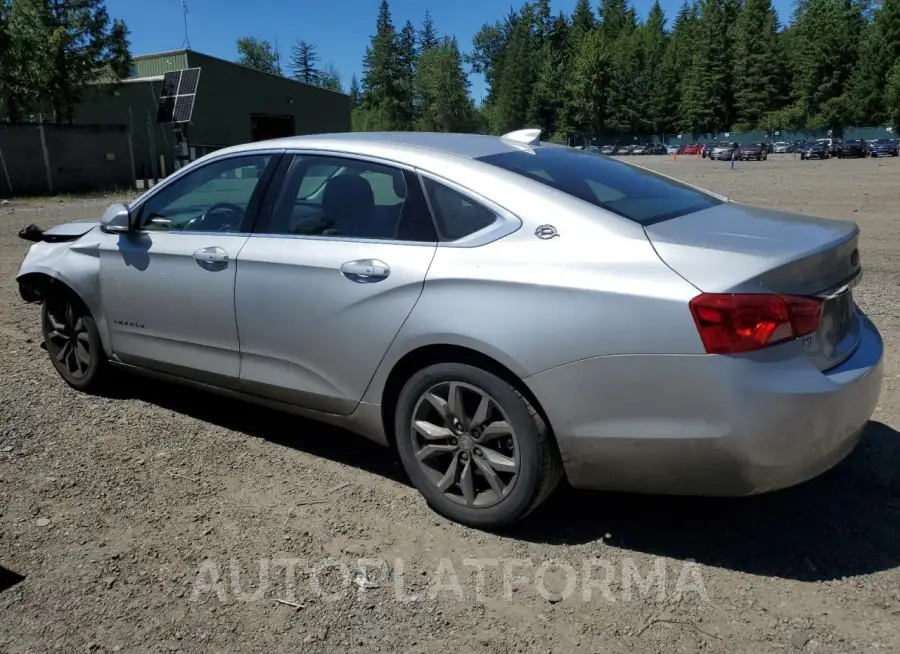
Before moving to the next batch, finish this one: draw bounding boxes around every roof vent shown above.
[501,128,542,145]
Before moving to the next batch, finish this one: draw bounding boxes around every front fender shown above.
[17,237,111,356]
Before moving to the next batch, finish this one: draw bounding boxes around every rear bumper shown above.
[525,313,883,496]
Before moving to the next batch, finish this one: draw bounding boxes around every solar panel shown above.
[173,95,195,123]
[160,71,181,97]
[177,68,201,95]
[155,96,176,123]
[155,67,201,124]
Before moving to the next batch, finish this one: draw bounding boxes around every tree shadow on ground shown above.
[108,376,899,582]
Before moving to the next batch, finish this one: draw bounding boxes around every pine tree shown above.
[419,9,439,50]
[348,74,361,108]
[416,36,476,132]
[642,1,676,135]
[567,30,611,140]
[732,0,785,128]
[886,58,900,128]
[397,19,417,128]
[289,40,320,85]
[569,0,597,43]
[361,0,403,128]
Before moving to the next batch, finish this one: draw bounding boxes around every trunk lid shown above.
[645,203,862,370]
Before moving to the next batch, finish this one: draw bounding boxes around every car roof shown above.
[219,131,541,163]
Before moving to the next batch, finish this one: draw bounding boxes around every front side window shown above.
[477,146,721,226]
[138,155,272,232]
[265,156,436,241]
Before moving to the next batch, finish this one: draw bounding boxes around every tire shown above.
[41,292,109,392]
[394,362,563,529]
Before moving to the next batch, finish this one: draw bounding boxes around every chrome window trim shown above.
[127,149,286,235]
[415,169,522,248]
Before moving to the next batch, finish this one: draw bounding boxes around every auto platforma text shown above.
[190,556,710,604]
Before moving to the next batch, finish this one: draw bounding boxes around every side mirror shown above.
[100,203,135,234]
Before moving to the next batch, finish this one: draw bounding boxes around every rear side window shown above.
[422,178,497,241]
[477,147,721,226]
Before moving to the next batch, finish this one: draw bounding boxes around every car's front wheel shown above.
[394,363,563,529]
[41,293,108,392]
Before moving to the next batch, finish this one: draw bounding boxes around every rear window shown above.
[476,147,722,226]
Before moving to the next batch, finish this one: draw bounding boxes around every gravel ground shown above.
[2,155,900,653]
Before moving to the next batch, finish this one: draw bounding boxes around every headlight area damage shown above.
[18,220,100,243]
[16,220,103,304]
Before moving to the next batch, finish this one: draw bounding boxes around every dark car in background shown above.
[837,139,867,158]
[738,142,768,161]
[799,141,830,160]
[869,139,899,157]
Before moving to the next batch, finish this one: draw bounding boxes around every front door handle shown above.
[340,259,390,283]
[193,246,229,266]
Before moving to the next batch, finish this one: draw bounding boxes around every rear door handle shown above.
[340,259,390,283]
[193,246,229,265]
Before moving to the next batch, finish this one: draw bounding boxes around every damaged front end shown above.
[18,220,101,244]
[16,219,103,303]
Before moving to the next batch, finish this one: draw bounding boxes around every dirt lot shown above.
[1,155,899,653]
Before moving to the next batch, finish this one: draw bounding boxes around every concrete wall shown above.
[0,124,134,196]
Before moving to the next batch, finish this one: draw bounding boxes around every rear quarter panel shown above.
[361,179,705,404]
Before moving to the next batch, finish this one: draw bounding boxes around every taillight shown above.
[688,293,823,355]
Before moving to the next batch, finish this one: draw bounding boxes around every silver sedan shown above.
[16,129,883,529]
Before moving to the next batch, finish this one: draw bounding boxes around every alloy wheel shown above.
[410,381,520,508]
[45,300,92,380]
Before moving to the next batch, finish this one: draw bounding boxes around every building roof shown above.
[129,49,348,97]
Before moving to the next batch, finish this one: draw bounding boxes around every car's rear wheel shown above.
[394,363,562,529]
[41,293,108,392]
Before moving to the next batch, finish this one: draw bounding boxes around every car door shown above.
[234,154,439,415]
[98,151,281,382]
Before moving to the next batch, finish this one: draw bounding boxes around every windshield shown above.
[875,139,893,145]
[476,146,722,226]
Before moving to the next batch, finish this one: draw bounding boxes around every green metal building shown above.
[75,49,351,180]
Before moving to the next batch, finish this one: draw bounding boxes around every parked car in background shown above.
[15,128,882,529]
[762,142,774,154]
[666,145,679,154]
[632,144,648,155]
[800,141,830,160]
[710,142,740,160]
[600,145,616,155]
[738,143,768,161]
[773,141,791,153]
[869,139,899,157]
[837,140,867,158]
[681,143,702,155]
[616,145,634,155]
